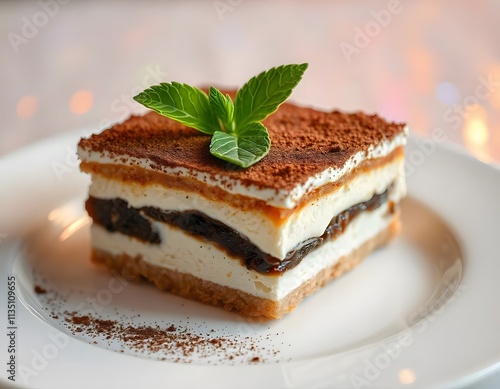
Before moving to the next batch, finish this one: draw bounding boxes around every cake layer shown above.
[85,157,405,259]
[91,215,399,319]
[90,201,397,301]
[77,105,407,209]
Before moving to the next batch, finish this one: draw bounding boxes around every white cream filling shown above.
[91,202,393,301]
[78,129,407,209]
[88,158,405,259]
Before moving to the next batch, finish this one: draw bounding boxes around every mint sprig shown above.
[133,82,219,135]
[133,63,308,168]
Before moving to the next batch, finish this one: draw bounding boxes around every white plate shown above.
[0,131,499,389]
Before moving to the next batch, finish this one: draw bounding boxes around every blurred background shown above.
[1,0,500,167]
[1,1,499,387]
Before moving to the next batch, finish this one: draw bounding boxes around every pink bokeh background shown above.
[1,0,499,167]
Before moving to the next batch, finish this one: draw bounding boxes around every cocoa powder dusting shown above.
[33,277,285,365]
[78,99,406,191]
[63,311,277,363]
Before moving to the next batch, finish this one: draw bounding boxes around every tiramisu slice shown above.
[78,103,407,319]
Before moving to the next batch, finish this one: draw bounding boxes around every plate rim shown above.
[1,130,499,389]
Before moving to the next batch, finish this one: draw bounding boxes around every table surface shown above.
[1,1,499,388]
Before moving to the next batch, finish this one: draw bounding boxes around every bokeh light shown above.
[16,95,39,118]
[436,82,459,106]
[399,368,416,385]
[69,90,94,115]
[463,104,491,161]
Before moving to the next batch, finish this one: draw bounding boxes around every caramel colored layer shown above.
[80,146,403,224]
[90,215,399,319]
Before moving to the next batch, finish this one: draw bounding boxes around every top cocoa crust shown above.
[78,101,405,191]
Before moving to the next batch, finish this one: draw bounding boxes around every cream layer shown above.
[78,130,407,209]
[88,158,405,259]
[90,202,394,301]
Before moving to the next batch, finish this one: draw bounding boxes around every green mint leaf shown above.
[209,122,271,168]
[133,82,218,134]
[209,87,234,132]
[233,63,308,129]
[134,63,308,168]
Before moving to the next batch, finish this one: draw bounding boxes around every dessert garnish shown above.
[133,63,308,168]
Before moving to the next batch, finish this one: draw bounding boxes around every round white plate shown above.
[0,131,499,389]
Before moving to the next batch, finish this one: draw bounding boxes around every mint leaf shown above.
[233,63,308,129]
[133,82,218,134]
[209,87,234,133]
[209,122,270,168]
[133,63,308,168]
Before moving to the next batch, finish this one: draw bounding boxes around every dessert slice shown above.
[77,102,407,319]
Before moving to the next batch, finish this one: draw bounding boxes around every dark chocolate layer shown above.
[86,187,392,274]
